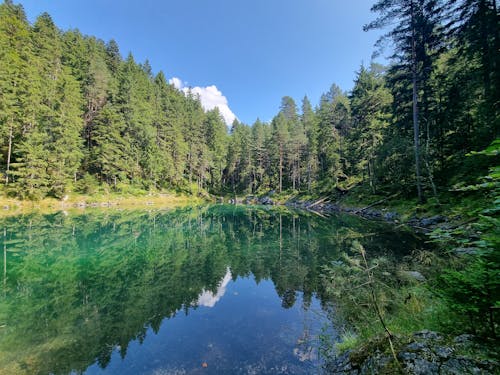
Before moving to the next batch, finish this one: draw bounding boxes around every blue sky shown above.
[18,0,385,125]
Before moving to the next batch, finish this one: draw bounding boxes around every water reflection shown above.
[197,268,232,308]
[0,205,421,374]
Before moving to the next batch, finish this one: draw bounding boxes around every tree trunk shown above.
[307,161,312,192]
[279,146,283,193]
[368,160,376,194]
[411,0,424,203]
[5,125,13,185]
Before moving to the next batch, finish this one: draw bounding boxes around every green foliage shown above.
[321,239,452,353]
[0,1,497,204]
[434,140,500,336]
[75,173,99,195]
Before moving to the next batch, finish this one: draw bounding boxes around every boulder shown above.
[420,215,446,226]
[259,196,274,205]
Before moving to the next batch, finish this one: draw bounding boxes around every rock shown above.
[259,196,274,205]
[413,330,442,341]
[325,331,498,375]
[398,351,417,361]
[404,358,439,374]
[324,352,359,374]
[434,346,454,359]
[360,354,391,374]
[420,215,446,226]
[439,357,497,375]
[453,334,475,344]
[383,212,399,221]
[361,209,382,218]
[244,195,256,204]
[405,342,428,352]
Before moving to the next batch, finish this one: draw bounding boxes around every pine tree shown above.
[10,128,49,199]
[204,108,228,191]
[270,113,289,193]
[91,105,132,186]
[316,85,350,190]
[0,1,37,185]
[250,119,270,192]
[301,96,318,192]
[365,0,445,202]
[349,64,392,193]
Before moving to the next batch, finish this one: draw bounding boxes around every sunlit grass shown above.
[0,192,203,217]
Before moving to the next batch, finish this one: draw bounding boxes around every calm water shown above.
[0,205,422,374]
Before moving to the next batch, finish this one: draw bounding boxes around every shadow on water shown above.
[0,205,423,374]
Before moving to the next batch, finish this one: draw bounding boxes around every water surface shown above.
[0,205,421,374]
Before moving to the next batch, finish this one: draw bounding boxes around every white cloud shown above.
[196,268,232,308]
[169,76,237,126]
[168,76,184,89]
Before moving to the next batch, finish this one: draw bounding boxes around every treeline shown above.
[0,0,498,200]
[0,0,228,199]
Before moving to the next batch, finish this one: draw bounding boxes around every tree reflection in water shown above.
[0,205,422,374]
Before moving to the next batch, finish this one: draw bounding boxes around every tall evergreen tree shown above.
[270,113,290,193]
[204,108,228,191]
[0,1,36,185]
[366,0,445,202]
[301,96,318,192]
[349,64,392,193]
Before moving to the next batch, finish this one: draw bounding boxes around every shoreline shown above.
[0,193,203,217]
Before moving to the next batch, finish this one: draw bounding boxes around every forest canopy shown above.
[0,0,498,200]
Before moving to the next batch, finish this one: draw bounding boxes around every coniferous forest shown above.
[0,1,499,372]
[0,0,497,201]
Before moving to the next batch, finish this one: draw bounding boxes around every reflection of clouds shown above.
[197,268,232,308]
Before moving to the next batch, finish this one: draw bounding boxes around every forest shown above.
[0,0,497,202]
[0,1,499,372]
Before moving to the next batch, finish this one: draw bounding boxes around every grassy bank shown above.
[0,191,204,217]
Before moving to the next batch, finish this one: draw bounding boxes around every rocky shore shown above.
[325,330,498,374]
[284,198,452,230]
[232,193,450,231]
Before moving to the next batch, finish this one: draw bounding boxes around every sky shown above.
[18,0,386,125]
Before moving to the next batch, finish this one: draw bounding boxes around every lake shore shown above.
[0,192,203,217]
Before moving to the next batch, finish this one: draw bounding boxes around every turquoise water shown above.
[0,205,422,374]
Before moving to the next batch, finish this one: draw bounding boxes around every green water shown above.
[0,205,422,374]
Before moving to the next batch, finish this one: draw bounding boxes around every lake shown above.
[0,205,422,374]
